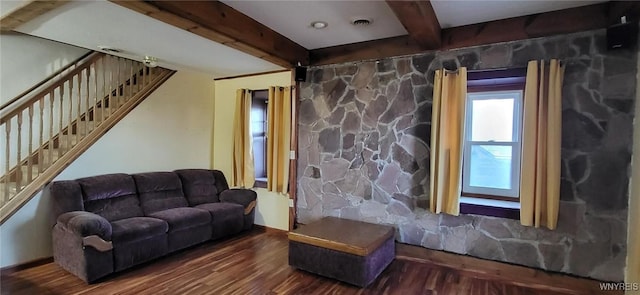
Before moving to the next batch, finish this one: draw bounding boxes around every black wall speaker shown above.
[607,22,638,50]
[295,66,307,82]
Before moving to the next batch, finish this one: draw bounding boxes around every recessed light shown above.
[310,21,328,29]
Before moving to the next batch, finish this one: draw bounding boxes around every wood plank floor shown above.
[1,228,612,295]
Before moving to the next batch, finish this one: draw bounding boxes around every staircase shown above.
[0,52,175,223]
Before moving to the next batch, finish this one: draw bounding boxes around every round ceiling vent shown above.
[351,18,372,26]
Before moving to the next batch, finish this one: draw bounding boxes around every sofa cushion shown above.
[111,217,168,244]
[174,169,221,206]
[147,207,211,231]
[195,202,244,218]
[195,202,244,239]
[220,189,257,207]
[77,174,143,221]
[133,172,188,214]
[50,180,85,224]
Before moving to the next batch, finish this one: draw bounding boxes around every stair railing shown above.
[0,52,164,215]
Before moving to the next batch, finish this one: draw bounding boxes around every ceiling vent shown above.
[97,46,121,53]
[351,18,372,26]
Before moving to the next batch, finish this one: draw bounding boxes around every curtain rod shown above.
[443,66,528,74]
[247,86,296,92]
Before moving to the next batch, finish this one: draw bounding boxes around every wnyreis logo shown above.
[600,282,639,291]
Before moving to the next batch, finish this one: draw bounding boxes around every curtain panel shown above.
[520,59,564,229]
[232,89,255,188]
[267,86,292,194]
[430,68,467,216]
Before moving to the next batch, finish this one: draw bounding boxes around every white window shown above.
[462,90,523,199]
[251,90,268,186]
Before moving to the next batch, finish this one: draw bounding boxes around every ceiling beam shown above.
[608,1,640,25]
[310,35,423,66]
[310,2,613,66]
[110,1,309,68]
[385,0,441,49]
[0,0,70,32]
[440,2,608,50]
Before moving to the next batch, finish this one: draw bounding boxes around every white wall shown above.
[0,70,215,267]
[0,33,89,105]
[213,72,292,231]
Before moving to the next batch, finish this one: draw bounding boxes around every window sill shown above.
[254,178,267,189]
[460,196,520,220]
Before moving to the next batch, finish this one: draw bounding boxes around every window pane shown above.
[469,145,512,190]
[471,98,514,141]
[253,136,266,178]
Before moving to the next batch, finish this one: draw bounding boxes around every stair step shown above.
[68,121,96,136]
[39,148,62,167]
[0,182,19,200]
[89,96,131,122]
[13,165,42,183]
[54,134,79,150]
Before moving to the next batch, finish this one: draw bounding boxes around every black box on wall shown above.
[607,21,638,50]
[295,66,307,82]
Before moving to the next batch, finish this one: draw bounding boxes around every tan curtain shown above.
[266,86,292,194]
[430,68,467,216]
[520,60,564,229]
[232,89,255,188]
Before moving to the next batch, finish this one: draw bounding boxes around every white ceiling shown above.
[4,0,608,78]
[222,0,408,49]
[430,0,606,28]
[224,0,606,49]
[10,0,283,78]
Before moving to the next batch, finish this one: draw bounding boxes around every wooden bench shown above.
[288,217,395,287]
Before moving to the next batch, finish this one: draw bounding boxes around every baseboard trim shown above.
[254,224,288,234]
[0,257,53,275]
[395,243,613,295]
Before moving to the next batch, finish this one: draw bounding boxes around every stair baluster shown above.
[27,105,33,183]
[48,90,54,167]
[0,52,175,223]
[38,97,44,174]
[4,120,11,203]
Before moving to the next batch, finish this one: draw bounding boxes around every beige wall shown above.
[0,70,215,267]
[213,71,292,231]
[627,37,640,294]
[0,33,89,105]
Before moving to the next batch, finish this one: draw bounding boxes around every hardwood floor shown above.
[1,228,612,295]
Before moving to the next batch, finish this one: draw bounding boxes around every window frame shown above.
[459,68,527,218]
[462,89,523,199]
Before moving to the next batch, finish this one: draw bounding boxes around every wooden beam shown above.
[607,1,640,25]
[310,35,423,66]
[310,3,612,66]
[110,1,308,68]
[441,2,608,50]
[386,0,441,49]
[0,0,70,32]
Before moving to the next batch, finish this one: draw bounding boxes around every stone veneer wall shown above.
[296,28,637,282]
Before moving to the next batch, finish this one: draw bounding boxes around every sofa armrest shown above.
[220,189,257,215]
[57,211,112,240]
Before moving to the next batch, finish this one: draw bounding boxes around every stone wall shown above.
[296,28,638,282]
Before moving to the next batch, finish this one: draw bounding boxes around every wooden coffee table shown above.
[288,217,395,287]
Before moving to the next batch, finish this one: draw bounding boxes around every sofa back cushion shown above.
[175,169,229,206]
[77,174,143,222]
[133,172,188,214]
[50,180,85,224]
